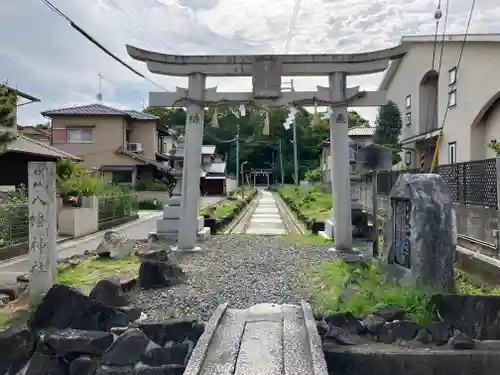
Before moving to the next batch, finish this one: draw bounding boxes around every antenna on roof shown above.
[96,73,103,102]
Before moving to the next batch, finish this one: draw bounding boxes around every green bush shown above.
[138,199,162,210]
[278,185,331,220]
[98,194,138,223]
[0,186,29,249]
[135,179,172,192]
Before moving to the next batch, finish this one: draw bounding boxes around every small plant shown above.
[487,139,500,156]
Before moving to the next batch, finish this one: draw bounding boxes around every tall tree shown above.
[0,85,17,151]
[145,105,328,183]
[348,110,369,128]
[373,100,403,164]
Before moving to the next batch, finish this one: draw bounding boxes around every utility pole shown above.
[236,124,240,186]
[290,79,299,185]
[97,73,103,102]
[283,79,299,185]
[279,138,284,185]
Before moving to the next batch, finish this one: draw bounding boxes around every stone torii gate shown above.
[127,44,408,251]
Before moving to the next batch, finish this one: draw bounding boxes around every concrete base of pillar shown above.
[148,226,211,241]
[156,215,204,234]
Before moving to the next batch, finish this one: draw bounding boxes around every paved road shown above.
[0,211,162,285]
[0,196,228,285]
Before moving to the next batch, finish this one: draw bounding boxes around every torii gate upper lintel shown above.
[126,43,408,252]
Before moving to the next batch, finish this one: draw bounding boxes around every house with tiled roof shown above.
[40,103,174,185]
[319,126,376,186]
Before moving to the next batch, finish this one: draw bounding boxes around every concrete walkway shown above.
[245,191,286,235]
[0,210,162,285]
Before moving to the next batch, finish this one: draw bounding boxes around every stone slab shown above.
[380,173,456,293]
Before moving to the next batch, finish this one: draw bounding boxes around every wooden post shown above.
[28,162,57,302]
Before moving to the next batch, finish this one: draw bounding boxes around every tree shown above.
[348,110,369,128]
[0,85,17,151]
[145,105,328,183]
[373,101,403,164]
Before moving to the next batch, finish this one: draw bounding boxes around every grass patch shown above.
[0,255,140,327]
[278,184,331,221]
[57,255,140,294]
[280,234,332,246]
[302,260,500,325]
[199,199,242,219]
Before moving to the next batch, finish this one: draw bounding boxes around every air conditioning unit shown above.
[126,142,143,152]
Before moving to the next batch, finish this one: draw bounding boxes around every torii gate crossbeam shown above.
[126,44,407,251]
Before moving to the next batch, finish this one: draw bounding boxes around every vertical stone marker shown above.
[380,173,456,293]
[28,161,57,301]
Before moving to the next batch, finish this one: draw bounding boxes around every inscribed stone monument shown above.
[380,173,456,293]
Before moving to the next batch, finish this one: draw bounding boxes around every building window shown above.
[405,112,411,126]
[448,67,457,85]
[448,90,456,108]
[405,95,411,108]
[448,142,456,164]
[112,170,133,184]
[404,151,412,166]
[67,127,92,143]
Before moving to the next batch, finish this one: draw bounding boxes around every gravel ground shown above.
[132,234,360,322]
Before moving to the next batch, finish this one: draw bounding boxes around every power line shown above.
[430,0,476,172]
[284,0,302,54]
[40,0,169,91]
[105,0,175,52]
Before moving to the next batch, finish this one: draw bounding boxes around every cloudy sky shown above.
[2,0,497,126]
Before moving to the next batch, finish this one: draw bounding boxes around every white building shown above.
[379,34,500,169]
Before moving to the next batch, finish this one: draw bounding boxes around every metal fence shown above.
[98,194,138,224]
[0,203,29,250]
[363,158,498,207]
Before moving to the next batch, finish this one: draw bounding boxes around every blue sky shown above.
[2,0,497,126]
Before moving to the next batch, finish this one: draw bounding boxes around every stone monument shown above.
[28,162,57,302]
[379,173,456,293]
[151,136,210,244]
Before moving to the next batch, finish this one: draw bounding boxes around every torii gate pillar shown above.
[174,73,206,252]
[328,73,351,250]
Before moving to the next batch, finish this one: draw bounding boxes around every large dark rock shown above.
[374,307,406,322]
[30,284,127,331]
[0,324,37,375]
[423,321,452,345]
[429,294,500,340]
[361,315,386,334]
[101,328,150,366]
[141,341,193,366]
[89,277,129,307]
[25,353,69,375]
[379,320,419,343]
[449,330,475,349]
[0,281,26,301]
[324,326,364,345]
[117,306,143,322]
[138,317,197,346]
[139,260,186,290]
[69,355,99,375]
[325,312,364,334]
[44,329,114,356]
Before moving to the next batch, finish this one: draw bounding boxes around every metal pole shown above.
[279,138,284,185]
[236,124,240,186]
[290,79,299,185]
[372,171,379,257]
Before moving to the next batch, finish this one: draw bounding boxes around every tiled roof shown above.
[7,135,81,160]
[348,126,376,136]
[41,104,159,120]
[202,145,216,155]
[206,161,226,174]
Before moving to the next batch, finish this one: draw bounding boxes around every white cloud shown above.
[1,0,497,126]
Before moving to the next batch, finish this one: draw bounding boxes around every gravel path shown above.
[132,234,342,322]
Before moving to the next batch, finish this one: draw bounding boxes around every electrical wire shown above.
[430,0,476,172]
[40,0,169,92]
[105,0,175,53]
[284,0,302,54]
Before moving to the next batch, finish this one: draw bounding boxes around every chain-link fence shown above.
[98,194,138,224]
[0,202,29,251]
